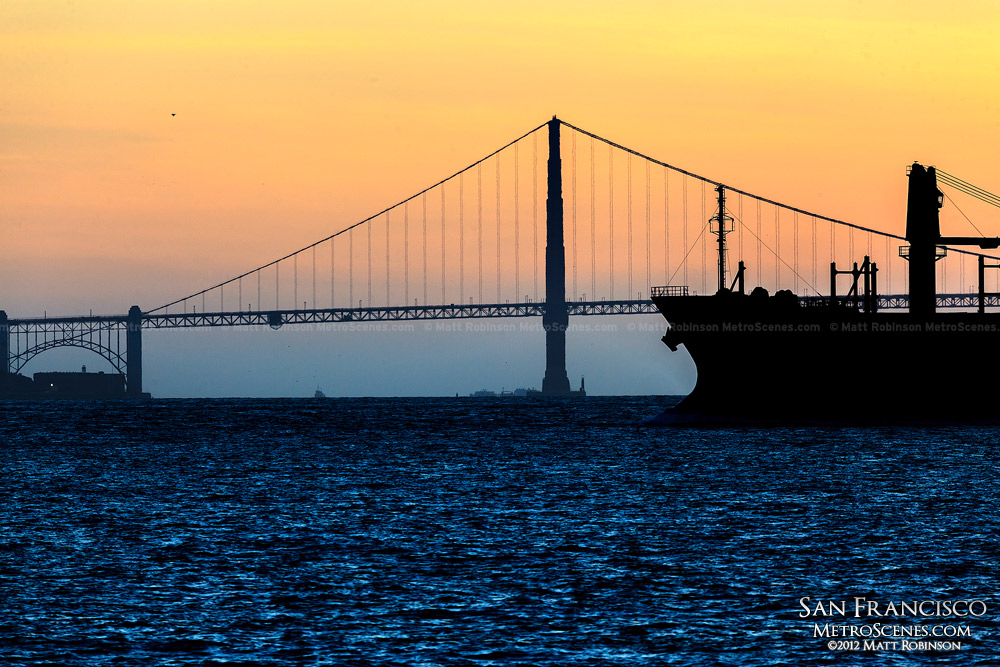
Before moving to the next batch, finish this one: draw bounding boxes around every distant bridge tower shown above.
[1,310,8,376]
[541,116,572,395]
[126,305,143,397]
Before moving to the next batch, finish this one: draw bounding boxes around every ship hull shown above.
[652,292,1000,421]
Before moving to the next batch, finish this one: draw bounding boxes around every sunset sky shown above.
[4,1,1000,396]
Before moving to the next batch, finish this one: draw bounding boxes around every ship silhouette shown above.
[648,164,1000,424]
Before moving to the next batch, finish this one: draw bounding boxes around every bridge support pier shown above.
[126,305,143,397]
[541,117,573,396]
[0,310,8,376]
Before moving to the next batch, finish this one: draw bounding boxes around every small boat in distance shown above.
[469,387,538,397]
[314,386,326,398]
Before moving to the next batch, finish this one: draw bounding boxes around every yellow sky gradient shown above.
[4,0,1000,315]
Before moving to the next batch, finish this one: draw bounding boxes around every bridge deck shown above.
[139,300,661,329]
[8,294,1000,329]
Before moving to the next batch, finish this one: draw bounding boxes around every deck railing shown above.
[650,286,690,297]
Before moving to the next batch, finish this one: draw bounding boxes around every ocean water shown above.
[2,396,999,666]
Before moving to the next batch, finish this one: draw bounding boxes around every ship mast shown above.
[710,185,733,293]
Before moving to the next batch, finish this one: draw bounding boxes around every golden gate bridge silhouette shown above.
[5,117,1000,396]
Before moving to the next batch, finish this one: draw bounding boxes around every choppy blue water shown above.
[2,397,999,665]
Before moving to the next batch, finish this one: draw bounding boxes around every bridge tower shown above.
[541,117,573,395]
[126,305,143,396]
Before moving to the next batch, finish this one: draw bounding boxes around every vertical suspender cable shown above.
[645,159,650,296]
[533,132,538,301]
[330,239,335,308]
[515,143,520,299]
[774,207,780,290]
[572,131,578,301]
[957,244,963,293]
[404,203,409,306]
[664,168,669,284]
[812,216,817,291]
[294,254,298,310]
[609,145,614,298]
[386,211,390,306]
[683,177,689,287]
[701,181,706,294]
[349,229,354,307]
[496,155,501,302]
[737,194,743,271]
[459,174,465,303]
[885,234,890,293]
[478,164,483,303]
[793,211,799,293]
[312,246,316,309]
[422,193,428,305]
[590,137,597,301]
[831,218,836,269]
[627,154,633,299]
[441,185,446,304]
[756,200,762,287]
[368,216,372,307]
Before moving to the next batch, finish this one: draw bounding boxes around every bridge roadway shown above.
[7,294,1000,329]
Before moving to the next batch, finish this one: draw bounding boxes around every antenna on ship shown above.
[710,185,734,293]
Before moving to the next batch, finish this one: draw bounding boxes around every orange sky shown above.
[4,0,1000,316]
[4,0,1000,395]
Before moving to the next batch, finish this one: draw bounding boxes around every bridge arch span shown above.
[12,339,127,377]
